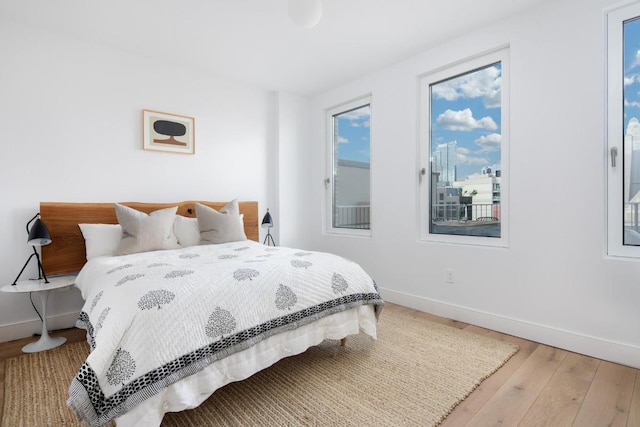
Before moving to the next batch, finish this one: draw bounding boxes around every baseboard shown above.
[0,311,81,343]
[380,287,640,370]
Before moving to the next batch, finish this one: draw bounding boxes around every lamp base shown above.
[22,288,63,353]
[23,335,66,353]
[263,231,276,246]
[12,247,48,285]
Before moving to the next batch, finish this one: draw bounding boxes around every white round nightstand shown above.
[1,275,76,353]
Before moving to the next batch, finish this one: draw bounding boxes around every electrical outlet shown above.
[446,268,455,284]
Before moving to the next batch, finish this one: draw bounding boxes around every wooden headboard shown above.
[40,201,259,276]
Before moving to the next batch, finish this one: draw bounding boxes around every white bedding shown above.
[117,305,377,426]
[67,241,383,426]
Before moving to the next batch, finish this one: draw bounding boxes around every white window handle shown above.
[611,147,618,167]
[419,167,426,182]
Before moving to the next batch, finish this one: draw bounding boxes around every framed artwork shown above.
[143,109,195,154]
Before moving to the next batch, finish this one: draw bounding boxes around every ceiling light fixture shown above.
[288,0,323,29]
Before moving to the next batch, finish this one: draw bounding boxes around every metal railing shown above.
[431,203,501,222]
[334,205,370,229]
[625,202,640,231]
[331,203,503,229]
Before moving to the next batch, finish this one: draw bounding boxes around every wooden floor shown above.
[0,303,638,426]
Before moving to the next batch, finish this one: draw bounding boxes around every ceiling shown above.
[2,0,552,96]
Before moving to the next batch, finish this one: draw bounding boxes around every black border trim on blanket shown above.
[76,312,96,350]
[68,291,384,427]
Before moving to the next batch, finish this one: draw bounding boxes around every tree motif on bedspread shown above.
[291,260,312,269]
[205,307,237,339]
[164,270,194,279]
[147,263,170,268]
[107,264,133,274]
[275,284,297,310]
[116,274,145,286]
[106,348,136,386]
[233,268,259,281]
[95,307,111,335]
[138,290,175,310]
[331,273,349,294]
[179,253,200,259]
[294,252,312,257]
[89,291,104,313]
[219,254,239,260]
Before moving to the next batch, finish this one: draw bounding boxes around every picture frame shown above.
[143,109,195,154]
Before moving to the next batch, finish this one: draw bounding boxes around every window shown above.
[419,48,509,246]
[326,96,372,235]
[607,2,640,257]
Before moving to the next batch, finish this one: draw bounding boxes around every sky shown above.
[624,17,640,131]
[333,62,502,181]
[335,105,371,164]
[430,62,502,181]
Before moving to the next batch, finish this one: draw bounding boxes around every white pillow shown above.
[174,214,245,247]
[174,216,200,247]
[78,223,123,260]
[114,204,181,255]
[196,200,247,244]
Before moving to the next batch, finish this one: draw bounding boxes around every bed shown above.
[40,201,383,427]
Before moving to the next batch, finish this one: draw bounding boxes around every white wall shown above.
[304,0,640,368]
[275,93,312,248]
[0,21,274,340]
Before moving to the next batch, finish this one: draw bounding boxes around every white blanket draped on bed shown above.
[67,241,383,426]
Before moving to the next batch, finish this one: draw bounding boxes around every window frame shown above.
[418,47,510,247]
[325,95,373,237]
[605,1,640,258]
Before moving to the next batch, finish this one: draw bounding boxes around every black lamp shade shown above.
[28,218,52,246]
[261,210,273,228]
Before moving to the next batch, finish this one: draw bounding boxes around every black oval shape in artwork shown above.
[153,120,186,137]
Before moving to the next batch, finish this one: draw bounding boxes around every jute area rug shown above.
[3,307,518,426]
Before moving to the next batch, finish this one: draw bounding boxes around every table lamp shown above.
[12,213,51,285]
[261,209,276,246]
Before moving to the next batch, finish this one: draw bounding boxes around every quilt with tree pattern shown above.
[67,241,383,426]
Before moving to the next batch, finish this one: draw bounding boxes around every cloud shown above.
[432,65,501,108]
[337,136,348,144]
[625,75,636,86]
[340,106,370,121]
[432,85,459,101]
[483,88,501,109]
[454,137,497,166]
[475,133,502,152]
[339,106,371,129]
[457,152,489,165]
[631,50,640,70]
[625,99,640,108]
[436,108,498,131]
[351,120,371,128]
